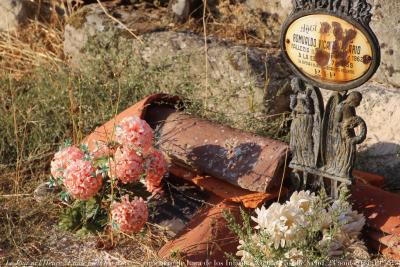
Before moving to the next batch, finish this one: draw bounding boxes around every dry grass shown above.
[0,1,290,264]
[0,0,88,79]
[0,19,65,80]
[0,193,172,264]
[0,7,171,263]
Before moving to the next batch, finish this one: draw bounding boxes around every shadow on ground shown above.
[357,142,400,191]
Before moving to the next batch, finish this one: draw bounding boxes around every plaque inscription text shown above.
[284,14,373,86]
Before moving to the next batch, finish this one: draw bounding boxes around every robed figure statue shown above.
[288,77,367,194]
[289,78,324,171]
[321,91,367,179]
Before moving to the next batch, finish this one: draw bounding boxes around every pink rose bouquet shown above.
[51,116,169,237]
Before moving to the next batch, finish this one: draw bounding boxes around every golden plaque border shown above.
[281,7,380,91]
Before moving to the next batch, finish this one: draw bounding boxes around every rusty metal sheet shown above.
[145,106,289,193]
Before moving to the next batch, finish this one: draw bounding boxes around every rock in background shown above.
[0,0,55,32]
[0,0,33,31]
[354,83,400,189]
[64,4,292,129]
[370,0,400,88]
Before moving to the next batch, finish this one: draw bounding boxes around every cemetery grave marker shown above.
[280,0,381,197]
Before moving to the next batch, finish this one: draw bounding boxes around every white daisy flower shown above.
[252,201,306,249]
[288,190,317,215]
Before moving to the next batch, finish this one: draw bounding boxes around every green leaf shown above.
[223,209,247,241]
[84,198,100,219]
[76,226,92,236]
[111,220,119,230]
[80,143,89,154]
[63,139,72,148]
[58,205,82,231]
[84,154,92,161]
[60,191,70,202]
[58,198,108,234]
[94,156,109,168]
[57,177,63,185]
[240,207,253,238]
[49,176,56,188]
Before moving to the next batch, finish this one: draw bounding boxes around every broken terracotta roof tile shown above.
[365,227,400,255]
[169,165,286,209]
[353,169,385,188]
[144,105,289,193]
[352,181,400,236]
[158,201,241,267]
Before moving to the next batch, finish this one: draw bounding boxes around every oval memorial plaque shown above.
[281,11,380,91]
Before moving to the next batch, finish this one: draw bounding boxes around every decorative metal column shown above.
[280,0,381,197]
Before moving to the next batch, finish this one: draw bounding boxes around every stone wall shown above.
[63,4,293,128]
[0,0,53,32]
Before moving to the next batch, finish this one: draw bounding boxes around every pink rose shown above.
[115,116,154,153]
[109,147,144,184]
[111,195,148,234]
[50,146,85,179]
[63,160,102,200]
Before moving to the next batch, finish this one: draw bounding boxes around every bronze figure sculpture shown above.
[289,78,315,169]
[289,78,367,196]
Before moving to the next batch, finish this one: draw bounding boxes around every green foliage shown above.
[94,156,110,175]
[59,197,108,234]
[60,191,71,202]
[64,139,73,148]
[223,208,247,242]
[169,249,181,259]
[49,176,63,188]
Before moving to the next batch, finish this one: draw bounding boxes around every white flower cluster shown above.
[251,190,318,249]
[319,199,366,257]
[237,190,367,266]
